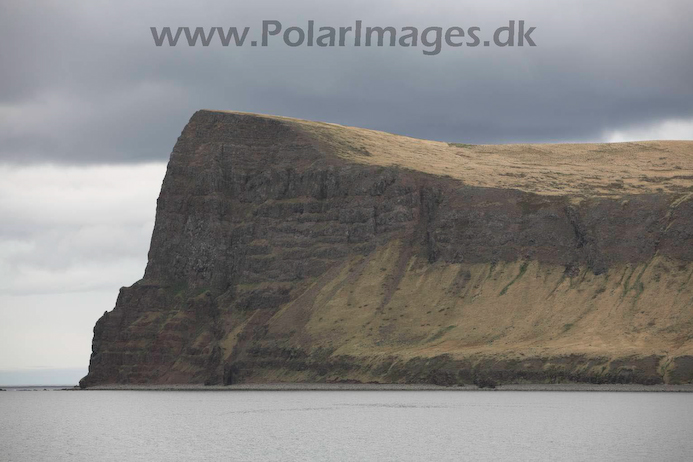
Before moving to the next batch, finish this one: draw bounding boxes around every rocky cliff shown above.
[81,110,693,387]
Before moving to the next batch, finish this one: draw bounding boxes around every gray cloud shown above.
[0,163,164,295]
[1,0,692,164]
[0,163,164,372]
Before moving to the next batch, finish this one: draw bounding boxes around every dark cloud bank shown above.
[1,0,692,164]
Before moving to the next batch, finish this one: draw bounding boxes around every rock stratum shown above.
[81,110,693,388]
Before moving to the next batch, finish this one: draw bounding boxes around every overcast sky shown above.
[1,0,692,385]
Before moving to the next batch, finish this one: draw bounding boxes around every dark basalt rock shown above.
[80,110,693,387]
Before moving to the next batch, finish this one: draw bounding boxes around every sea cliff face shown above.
[81,110,693,387]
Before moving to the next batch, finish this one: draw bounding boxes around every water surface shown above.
[1,390,692,461]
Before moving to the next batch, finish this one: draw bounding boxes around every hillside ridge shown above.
[204,109,693,197]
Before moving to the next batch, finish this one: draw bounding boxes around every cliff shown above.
[81,110,693,387]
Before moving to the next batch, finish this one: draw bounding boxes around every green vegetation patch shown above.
[499,261,529,296]
[427,325,457,343]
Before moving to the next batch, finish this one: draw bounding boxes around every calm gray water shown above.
[1,390,692,461]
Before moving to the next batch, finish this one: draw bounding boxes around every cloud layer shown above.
[0,163,165,372]
[0,163,165,295]
[1,0,692,165]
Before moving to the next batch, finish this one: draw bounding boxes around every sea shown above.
[1,389,692,461]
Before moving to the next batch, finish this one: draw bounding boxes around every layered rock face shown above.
[81,110,693,387]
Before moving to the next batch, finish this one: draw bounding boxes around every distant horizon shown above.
[0,367,86,387]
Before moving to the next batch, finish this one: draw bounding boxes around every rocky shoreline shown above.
[83,383,693,392]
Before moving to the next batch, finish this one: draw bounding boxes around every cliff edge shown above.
[81,110,693,387]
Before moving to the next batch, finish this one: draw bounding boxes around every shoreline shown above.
[82,383,693,392]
